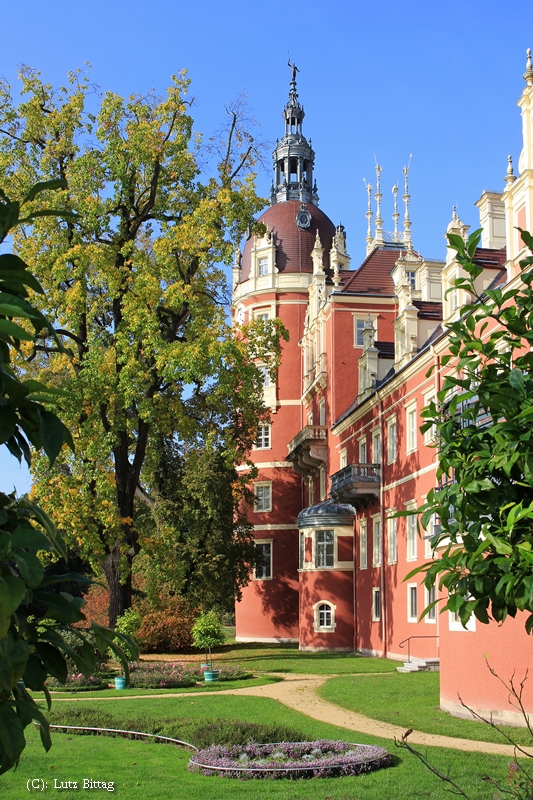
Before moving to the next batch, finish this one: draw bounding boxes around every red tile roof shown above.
[473,246,507,269]
[341,246,401,295]
[413,301,443,319]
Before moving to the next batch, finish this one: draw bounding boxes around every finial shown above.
[364,178,374,253]
[288,57,299,85]
[402,157,413,251]
[374,162,383,244]
[452,205,458,222]
[314,228,322,247]
[525,48,533,86]
[392,184,400,242]
[505,154,516,185]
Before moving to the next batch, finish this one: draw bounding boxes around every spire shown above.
[364,179,374,254]
[392,184,400,242]
[271,63,317,205]
[525,47,533,86]
[402,158,413,251]
[374,163,384,245]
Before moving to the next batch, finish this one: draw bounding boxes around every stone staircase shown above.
[396,657,440,674]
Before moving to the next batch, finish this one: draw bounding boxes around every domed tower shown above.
[233,66,338,644]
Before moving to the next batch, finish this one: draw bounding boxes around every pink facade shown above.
[233,56,533,722]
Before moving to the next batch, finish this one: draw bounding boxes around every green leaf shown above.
[39,409,72,463]
[22,179,68,205]
[0,574,26,638]
[0,701,25,773]
[22,654,48,692]
[34,642,67,684]
[13,551,44,588]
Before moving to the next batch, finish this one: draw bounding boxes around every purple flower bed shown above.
[47,674,108,691]
[188,739,391,779]
[128,662,201,688]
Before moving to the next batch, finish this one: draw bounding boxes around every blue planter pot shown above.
[204,670,220,683]
[115,676,126,690]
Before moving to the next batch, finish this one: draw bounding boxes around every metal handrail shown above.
[398,635,439,663]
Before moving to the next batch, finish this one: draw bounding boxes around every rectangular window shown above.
[406,404,417,453]
[425,585,436,622]
[387,514,397,564]
[359,520,368,570]
[307,411,314,426]
[372,430,381,464]
[423,393,437,443]
[359,438,367,465]
[258,257,268,276]
[406,270,416,290]
[424,513,436,558]
[340,449,348,469]
[407,514,417,560]
[408,583,418,622]
[319,467,327,501]
[254,483,272,512]
[319,398,326,427]
[256,311,269,322]
[372,587,381,621]
[354,318,366,347]
[372,516,382,567]
[387,418,397,463]
[255,425,271,449]
[315,530,334,568]
[259,366,270,387]
[255,541,272,579]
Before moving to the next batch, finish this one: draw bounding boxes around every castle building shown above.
[233,53,533,724]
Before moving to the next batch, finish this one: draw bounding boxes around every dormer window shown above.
[258,257,268,276]
[406,270,416,290]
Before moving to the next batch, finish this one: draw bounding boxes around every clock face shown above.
[296,204,311,229]
[236,307,245,324]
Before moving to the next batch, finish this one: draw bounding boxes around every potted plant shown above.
[191,611,225,682]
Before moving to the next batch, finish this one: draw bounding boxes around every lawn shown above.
[141,642,399,675]
[2,694,512,799]
[320,671,533,747]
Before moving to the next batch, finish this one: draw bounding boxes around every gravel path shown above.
[53,672,533,757]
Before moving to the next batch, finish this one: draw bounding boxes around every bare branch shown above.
[395,730,475,800]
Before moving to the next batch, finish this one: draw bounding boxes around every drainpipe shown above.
[353,518,358,652]
[379,395,387,657]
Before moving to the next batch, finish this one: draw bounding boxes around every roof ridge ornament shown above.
[392,183,400,242]
[374,162,384,245]
[505,154,516,185]
[402,156,413,252]
[525,48,533,86]
[364,178,374,255]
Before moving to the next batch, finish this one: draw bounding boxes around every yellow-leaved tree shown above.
[0,67,285,626]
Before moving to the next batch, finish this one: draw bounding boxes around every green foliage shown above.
[192,610,225,668]
[413,228,533,631]
[0,184,138,773]
[0,67,286,626]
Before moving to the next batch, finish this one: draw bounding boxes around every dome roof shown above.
[297,500,355,528]
[241,200,336,282]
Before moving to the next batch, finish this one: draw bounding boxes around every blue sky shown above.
[2,0,533,492]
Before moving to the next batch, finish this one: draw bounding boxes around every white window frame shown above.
[258,365,270,388]
[255,311,270,322]
[371,429,381,464]
[258,257,269,277]
[387,417,397,463]
[423,392,437,444]
[372,587,381,622]
[313,600,336,633]
[387,513,397,564]
[339,448,348,469]
[255,424,271,450]
[354,316,375,348]
[319,398,326,427]
[315,530,334,569]
[406,512,418,561]
[358,436,367,465]
[424,513,437,559]
[448,608,476,632]
[254,482,272,512]
[406,402,417,454]
[372,515,382,567]
[359,519,368,570]
[425,585,437,623]
[254,539,273,580]
[406,269,416,290]
[407,583,418,622]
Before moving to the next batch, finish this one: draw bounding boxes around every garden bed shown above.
[188,739,391,779]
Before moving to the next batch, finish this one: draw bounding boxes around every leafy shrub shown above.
[114,609,141,660]
[191,610,225,668]
[46,674,108,691]
[128,661,200,688]
[136,596,196,653]
[78,583,110,628]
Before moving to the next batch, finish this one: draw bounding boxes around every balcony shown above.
[329,463,380,506]
[287,425,328,476]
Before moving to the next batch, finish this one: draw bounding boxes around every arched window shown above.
[313,600,336,633]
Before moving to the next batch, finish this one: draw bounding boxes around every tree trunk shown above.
[101,543,133,629]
